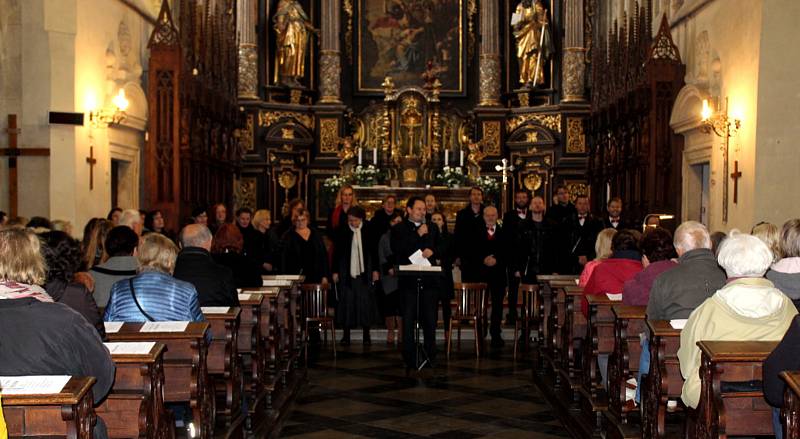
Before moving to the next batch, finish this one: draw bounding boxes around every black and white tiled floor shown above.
[279,338,570,438]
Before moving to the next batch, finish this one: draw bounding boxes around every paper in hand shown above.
[409,249,432,267]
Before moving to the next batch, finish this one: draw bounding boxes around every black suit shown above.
[602,216,634,231]
[173,247,240,307]
[371,208,401,238]
[462,224,508,340]
[502,209,533,320]
[390,219,440,368]
[564,213,603,274]
[454,204,485,260]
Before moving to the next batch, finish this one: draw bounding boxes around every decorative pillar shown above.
[562,0,587,102]
[478,0,501,107]
[318,0,342,104]
[237,0,258,99]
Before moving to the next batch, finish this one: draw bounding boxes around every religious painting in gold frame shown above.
[357,0,466,95]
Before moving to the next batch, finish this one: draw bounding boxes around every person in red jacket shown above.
[582,229,643,316]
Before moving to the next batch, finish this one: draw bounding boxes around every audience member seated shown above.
[710,230,727,256]
[582,229,643,316]
[646,221,726,320]
[81,218,112,270]
[211,223,262,289]
[39,231,105,337]
[281,208,329,284]
[51,219,74,236]
[752,221,782,263]
[622,227,677,306]
[678,231,797,409]
[251,209,275,273]
[26,216,53,231]
[578,228,616,287]
[173,224,240,306]
[0,228,115,439]
[104,233,204,322]
[144,209,175,242]
[118,209,143,236]
[766,219,800,311]
[90,226,139,308]
[764,309,800,438]
[190,206,208,226]
[107,207,122,226]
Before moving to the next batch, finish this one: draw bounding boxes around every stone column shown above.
[318,0,342,104]
[478,0,501,107]
[562,0,587,102]
[237,0,258,99]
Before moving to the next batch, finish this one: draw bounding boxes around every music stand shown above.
[397,265,442,371]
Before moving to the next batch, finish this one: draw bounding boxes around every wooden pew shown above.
[693,340,776,438]
[261,279,302,379]
[543,282,567,385]
[560,285,587,402]
[2,376,96,439]
[100,342,172,439]
[641,320,683,439]
[605,305,646,439]
[105,322,213,439]
[202,307,244,434]
[535,275,579,369]
[579,294,619,434]
[781,370,800,439]
[240,287,284,407]
[236,293,266,418]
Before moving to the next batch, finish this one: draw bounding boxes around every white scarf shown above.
[350,223,365,279]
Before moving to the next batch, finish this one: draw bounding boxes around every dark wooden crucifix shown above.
[86,145,97,191]
[1,115,50,217]
[730,160,742,204]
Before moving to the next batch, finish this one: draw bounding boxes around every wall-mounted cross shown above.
[730,160,742,204]
[86,145,98,191]
[1,115,50,217]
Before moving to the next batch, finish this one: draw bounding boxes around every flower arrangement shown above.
[322,174,348,198]
[435,166,468,188]
[351,164,382,186]
[474,175,500,197]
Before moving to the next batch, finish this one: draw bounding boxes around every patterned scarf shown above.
[0,280,53,302]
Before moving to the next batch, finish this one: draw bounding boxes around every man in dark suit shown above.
[173,224,240,307]
[502,188,533,324]
[564,195,602,274]
[454,186,486,264]
[602,197,633,230]
[547,184,578,226]
[391,196,441,370]
[370,194,401,237]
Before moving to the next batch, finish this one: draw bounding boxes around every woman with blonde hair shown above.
[251,209,275,272]
[81,218,113,270]
[752,221,782,263]
[766,219,800,311]
[327,184,358,236]
[579,227,617,287]
[104,233,204,322]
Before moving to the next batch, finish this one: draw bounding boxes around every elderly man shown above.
[646,221,727,320]
[173,224,239,307]
[118,208,143,236]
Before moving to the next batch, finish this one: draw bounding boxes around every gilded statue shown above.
[337,136,357,166]
[273,0,318,87]
[511,0,551,87]
[460,126,486,178]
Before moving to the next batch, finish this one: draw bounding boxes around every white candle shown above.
[358,147,362,165]
[459,149,464,167]
[373,147,378,165]
[444,149,449,165]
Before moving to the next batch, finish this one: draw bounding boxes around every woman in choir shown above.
[252,209,275,273]
[578,227,617,287]
[209,203,228,235]
[430,211,455,340]
[332,206,380,345]
[144,209,175,242]
[327,185,358,236]
[39,230,105,337]
[104,233,204,322]
[678,231,796,412]
[281,208,329,284]
[378,212,404,344]
[211,223,263,288]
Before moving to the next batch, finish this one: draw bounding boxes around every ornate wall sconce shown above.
[89,89,129,128]
[700,96,742,223]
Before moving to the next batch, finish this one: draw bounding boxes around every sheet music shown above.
[606,293,623,301]
[262,279,292,286]
[0,375,71,395]
[238,294,253,301]
[201,307,230,314]
[670,319,688,330]
[398,264,442,272]
[408,250,432,267]
[140,321,189,332]
[104,342,155,355]
[104,321,124,333]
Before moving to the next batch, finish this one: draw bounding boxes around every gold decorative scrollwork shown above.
[467,0,477,64]
[278,170,298,190]
[241,113,254,152]
[258,110,314,130]
[234,177,257,211]
[507,113,562,133]
[524,173,543,191]
[566,182,589,202]
[319,118,339,153]
[482,121,501,155]
[343,0,354,62]
[566,117,586,153]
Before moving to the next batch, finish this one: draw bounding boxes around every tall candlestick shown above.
[444,149,449,165]
[358,147,362,165]
[459,149,464,167]
[373,147,378,165]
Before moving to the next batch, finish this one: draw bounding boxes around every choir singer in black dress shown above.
[391,196,441,370]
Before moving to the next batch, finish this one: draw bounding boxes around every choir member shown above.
[503,188,533,324]
[378,212,404,344]
[281,208,330,284]
[251,209,275,273]
[564,195,603,274]
[454,186,486,264]
[371,194,401,238]
[209,203,228,235]
[602,197,632,230]
[430,211,455,339]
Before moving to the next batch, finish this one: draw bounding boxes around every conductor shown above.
[391,196,441,369]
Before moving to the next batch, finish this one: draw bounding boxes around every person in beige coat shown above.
[678,231,798,409]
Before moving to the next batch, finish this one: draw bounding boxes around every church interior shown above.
[2,0,800,438]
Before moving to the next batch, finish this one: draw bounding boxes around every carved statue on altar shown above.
[511,0,551,87]
[460,126,487,179]
[399,96,424,159]
[273,0,317,87]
